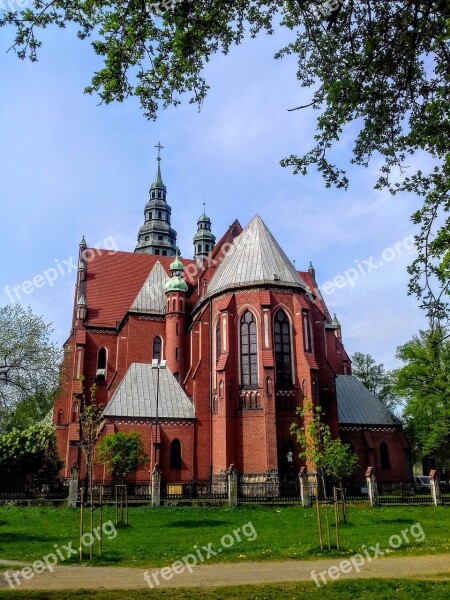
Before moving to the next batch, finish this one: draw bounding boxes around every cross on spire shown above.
[155,142,164,162]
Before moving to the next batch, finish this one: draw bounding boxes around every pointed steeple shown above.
[308,261,316,279]
[150,143,167,192]
[135,143,177,257]
[193,202,216,262]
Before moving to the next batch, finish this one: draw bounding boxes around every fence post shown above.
[365,467,379,507]
[67,464,79,508]
[227,464,238,507]
[429,470,442,506]
[299,467,310,507]
[151,464,162,507]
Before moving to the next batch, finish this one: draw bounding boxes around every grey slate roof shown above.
[103,363,195,419]
[207,215,308,296]
[129,261,168,314]
[336,375,400,426]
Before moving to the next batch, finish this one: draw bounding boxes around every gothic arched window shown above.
[57,409,64,425]
[240,310,258,386]
[274,310,292,388]
[302,310,312,352]
[216,319,221,362]
[380,442,391,469]
[170,439,182,470]
[153,336,162,361]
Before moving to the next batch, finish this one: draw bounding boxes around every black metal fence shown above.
[377,481,434,505]
[0,478,70,500]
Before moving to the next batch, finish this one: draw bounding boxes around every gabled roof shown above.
[206,215,308,297]
[103,363,195,420]
[129,261,168,314]
[336,375,401,426]
[84,251,196,328]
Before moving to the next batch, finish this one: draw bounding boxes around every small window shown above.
[149,211,152,219]
[176,322,179,336]
[145,236,149,241]
[162,250,167,256]
[158,211,162,219]
[158,191,161,198]
[179,299,183,312]
[205,244,209,252]
[380,442,391,469]
[158,235,163,241]
[198,244,202,253]
[57,409,64,425]
[96,348,107,382]
[72,402,79,422]
[155,249,160,255]
[175,347,179,360]
[152,191,155,198]
[170,439,182,470]
[153,336,162,361]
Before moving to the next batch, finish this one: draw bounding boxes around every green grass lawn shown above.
[0,504,449,567]
[0,580,449,600]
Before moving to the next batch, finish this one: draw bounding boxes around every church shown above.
[53,150,411,487]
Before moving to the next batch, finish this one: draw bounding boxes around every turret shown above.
[193,204,216,263]
[164,252,187,381]
[331,313,342,341]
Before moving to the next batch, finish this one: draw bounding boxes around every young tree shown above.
[97,432,148,483]
[392,328,450,468]
[291,401,357,548]
[0,305,61,416]
[351,352,399,413]
[2,2,449,321]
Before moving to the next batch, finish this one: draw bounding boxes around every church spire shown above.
[135,143,177,257]
[193,201,216,263]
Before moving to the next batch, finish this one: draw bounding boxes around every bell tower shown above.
[135,143,177,256]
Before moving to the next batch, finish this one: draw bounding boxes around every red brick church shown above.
[53,151,411,486]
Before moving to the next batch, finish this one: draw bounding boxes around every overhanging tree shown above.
[1,2,449,321]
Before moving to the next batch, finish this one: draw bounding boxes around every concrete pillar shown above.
[152,464,162,507]
[299,467,310,508]
[429,470,442,506]
[227,464,238,507]
[365,466,379,507]
[67,463,79,508]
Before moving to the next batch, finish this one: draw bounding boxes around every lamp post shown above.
[151,359,166,470]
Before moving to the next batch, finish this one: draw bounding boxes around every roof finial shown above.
[155,141,164,162]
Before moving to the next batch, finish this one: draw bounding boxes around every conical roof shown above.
[206,215,307,297]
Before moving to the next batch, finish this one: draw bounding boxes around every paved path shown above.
[0,554,449,591]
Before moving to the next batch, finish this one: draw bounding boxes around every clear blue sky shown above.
[0,21,427,368]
